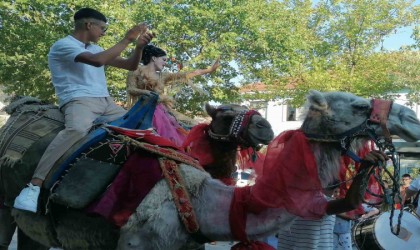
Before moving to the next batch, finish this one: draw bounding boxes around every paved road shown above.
[205,241,235,250]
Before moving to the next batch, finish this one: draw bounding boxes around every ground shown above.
[9,231,238,250]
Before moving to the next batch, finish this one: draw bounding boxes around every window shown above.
[249,100,268,119]
[287,106,296,121]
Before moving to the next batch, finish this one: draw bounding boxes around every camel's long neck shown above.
[310,141,342,187]
[204,140,237,179]
[310,138,369,187]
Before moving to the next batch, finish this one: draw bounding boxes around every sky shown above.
[375,0,419,50]
[382,25,417,51]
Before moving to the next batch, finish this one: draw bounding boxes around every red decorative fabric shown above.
[159,158,199,233]
[229,131,327,249]
[182,123,214,166]
[229,187,275,249]
[106,125,182,150]
[231,241,276,250]
[86,152,163,227]
[247,130,328,219]
[230,186,252,242]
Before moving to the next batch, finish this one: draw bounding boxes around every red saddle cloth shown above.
[86,126,183,227]
[105,125,181,150]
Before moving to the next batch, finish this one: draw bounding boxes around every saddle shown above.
[51,126,201,212]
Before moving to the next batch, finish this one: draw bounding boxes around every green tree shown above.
[126,0,340,113]
[271,0,419,106]
[0,0,140,102]
[1,0,419,114]
[391,51,420,105]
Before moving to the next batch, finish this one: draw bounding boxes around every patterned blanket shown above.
[0,97,63,205]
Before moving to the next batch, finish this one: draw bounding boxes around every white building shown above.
[0,88,9,126]
[240,83,304,136]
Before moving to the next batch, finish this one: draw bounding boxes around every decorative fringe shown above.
[0,155,21,169]
[4,96,42,114]
[3,96,58,115]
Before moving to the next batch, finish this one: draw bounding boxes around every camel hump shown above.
[0,97,64,205]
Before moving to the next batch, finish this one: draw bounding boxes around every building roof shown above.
[239,82,267,93]
[240,81,296,94]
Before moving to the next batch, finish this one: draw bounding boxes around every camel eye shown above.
[255,121,265,128]
[353,104,370,109]
[352,103,369,111]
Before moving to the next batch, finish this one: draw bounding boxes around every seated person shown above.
[126,44,219,147]
[14,7,154,213]
[400,173,413,207]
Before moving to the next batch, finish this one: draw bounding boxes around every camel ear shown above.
[308,90,328,111]
[205,103,216,117]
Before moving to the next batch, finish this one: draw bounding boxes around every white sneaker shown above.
[13,183,40,213]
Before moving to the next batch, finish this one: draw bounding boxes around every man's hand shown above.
[360,150,388,170]
[137,29,155,48]
[125,23,149,43]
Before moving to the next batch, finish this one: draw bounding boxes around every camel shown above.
[1,90,420,250]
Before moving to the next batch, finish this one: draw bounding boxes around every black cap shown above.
[74,8,107,23]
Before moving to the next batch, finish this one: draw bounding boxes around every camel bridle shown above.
[207,109,261,148]
[305,99,408,235]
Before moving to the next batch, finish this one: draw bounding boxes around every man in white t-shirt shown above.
[405,176,420,216]
[14,7,154,213]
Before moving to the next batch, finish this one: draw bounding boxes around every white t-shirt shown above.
[408,177,420,216]
[48,35,109,107]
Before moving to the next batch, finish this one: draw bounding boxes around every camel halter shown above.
[305,99,406,235]
[207,109,261,148]
[304,99,394,163]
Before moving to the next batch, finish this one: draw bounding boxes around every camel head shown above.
[205,103,274,147]
[301,90,420,143]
